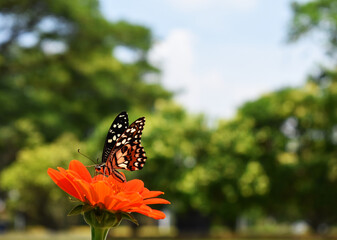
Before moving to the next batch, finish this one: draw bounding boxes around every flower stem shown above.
[91,226,110,240]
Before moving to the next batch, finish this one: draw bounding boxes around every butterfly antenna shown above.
[77,149,97,165]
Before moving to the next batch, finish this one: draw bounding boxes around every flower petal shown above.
[47,168,82,200]
[93,174,106,182]
[113,192,142,211]
[144,209,167,220]
[69,160,92,183]
[91,181,113,206]
[143,198,171,205]
[48,161,170,220]
[141,188,165,199]
[106,197,130,211]
[128,205,166,220]
[74,179,95,204]
[125,179,144,192]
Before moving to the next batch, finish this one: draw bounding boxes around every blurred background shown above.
[0,0,337,239]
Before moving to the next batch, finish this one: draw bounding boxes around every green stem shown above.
[91,226,110,240]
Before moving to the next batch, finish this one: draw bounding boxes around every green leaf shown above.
[82,204,95,213]
[67,204,84,216]
[68,196,80,202]
[84,209,122,228]
[121,212,139,226]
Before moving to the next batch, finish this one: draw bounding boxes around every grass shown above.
[0,225,176,240]
[0,232,335,240]
[1,225,336,240]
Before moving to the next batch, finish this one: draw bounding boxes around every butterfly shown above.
[95,111,147,182]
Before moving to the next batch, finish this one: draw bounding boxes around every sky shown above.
[100,0,327,119]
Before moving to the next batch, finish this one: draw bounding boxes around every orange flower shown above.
[48,160,170,220]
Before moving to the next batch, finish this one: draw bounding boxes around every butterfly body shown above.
[95,112,147,182]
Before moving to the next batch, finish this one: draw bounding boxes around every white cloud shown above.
[149,29,204,113]
[167,0,259,11]
[149,27,328,120]
[149,29,250,118]
[149,29,195,92]
[148,29,278,118]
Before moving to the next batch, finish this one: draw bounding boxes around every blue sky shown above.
[100,0,327,119]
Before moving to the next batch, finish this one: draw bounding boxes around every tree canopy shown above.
[0,0,171,170]
[1,0,337,233]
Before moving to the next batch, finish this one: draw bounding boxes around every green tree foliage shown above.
[237,79,337,230]
[3,0,337,232]
[1,134,83,228]
[164,77,337,230]
[167,0,337,230]
[0,0,171,169]
[288,0,337,55]
[178,114,270,229]
[0,0,172,228]
[275,0,337,229]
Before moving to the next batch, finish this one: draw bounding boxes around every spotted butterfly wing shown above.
[101,111,129,163]
[111,117,147,171]
[96,112,147,182]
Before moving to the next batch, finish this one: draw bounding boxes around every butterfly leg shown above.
[112,169,126,183]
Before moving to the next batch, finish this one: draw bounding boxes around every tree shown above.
[289,0,337,57]
[0,0,172,228]
[178,79,337,231]
[0,0,171,170]
[177,112,270,230]
[1,133,82,228]
[238,80,337,230]
[267,0,337,229]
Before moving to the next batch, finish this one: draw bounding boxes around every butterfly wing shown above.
[110,117,147,171]
[101,111,129,163]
